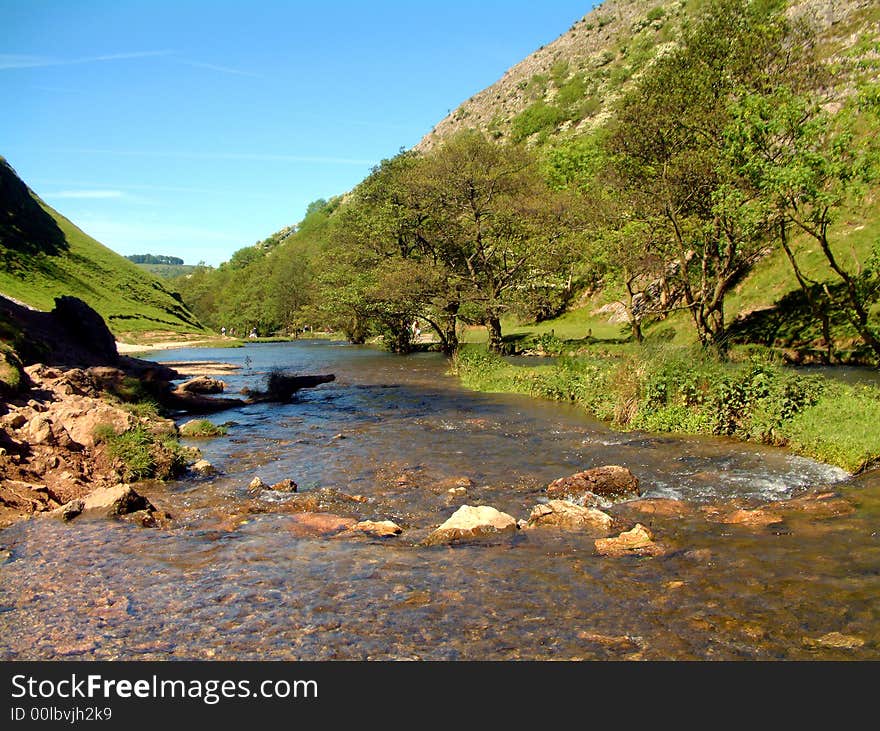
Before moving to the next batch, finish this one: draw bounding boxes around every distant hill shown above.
[0,157,207,341]
[133,262,199,279]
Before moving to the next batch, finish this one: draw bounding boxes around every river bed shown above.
[0,341,877,660]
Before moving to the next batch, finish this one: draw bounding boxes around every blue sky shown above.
[2,1,596,265]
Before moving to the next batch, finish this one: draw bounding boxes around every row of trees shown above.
[309,134,584,354]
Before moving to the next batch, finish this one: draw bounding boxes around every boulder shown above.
[50,398,134,448]
[594,523,666,557]
[82,484,153,516]
[525,499,614,533]
[191,459,217,476]
[424,505,517,546]
[353,520,403,537]
[547,465,641,503]
[178,376,226,394]
[26,414,54,444]
[52,296,118,365]
[59,499,85,521]
[247,476,268,493]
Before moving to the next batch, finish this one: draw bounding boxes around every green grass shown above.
[179,419,228,438]
[93,424,188,481]
[452,345,880,473]
[0,158,207,341]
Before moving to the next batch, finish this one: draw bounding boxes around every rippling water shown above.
[0,341,877,660]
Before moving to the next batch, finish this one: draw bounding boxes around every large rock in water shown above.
[82,484,153,516]
[424,505,517,546]
[525,500,614,534]
[547,466,641,504]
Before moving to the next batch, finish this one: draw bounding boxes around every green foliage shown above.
[125,254,184,265]
[511,102,565,142]
[179,419,228,438]
[97,425,188,481]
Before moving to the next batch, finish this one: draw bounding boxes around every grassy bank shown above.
[452,346,880,473]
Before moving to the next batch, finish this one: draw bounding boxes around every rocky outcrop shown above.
[594,523,666,557]
[424,504,517,545]
[547,465,641,504]
[525,499,614,533]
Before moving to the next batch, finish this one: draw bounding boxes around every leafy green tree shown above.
[726,83,880,360]
[609,0,810,352]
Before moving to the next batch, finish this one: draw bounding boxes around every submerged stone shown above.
[594,523,666,557]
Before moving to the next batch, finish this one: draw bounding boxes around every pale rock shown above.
[424,504,517,546]
[526,499,614,533]
[353,520,403,537]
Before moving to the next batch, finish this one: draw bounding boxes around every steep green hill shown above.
[0,157,206,342]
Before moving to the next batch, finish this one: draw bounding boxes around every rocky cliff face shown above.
[416,0,879,151]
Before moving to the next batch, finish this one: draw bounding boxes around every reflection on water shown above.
[0,341,877,659]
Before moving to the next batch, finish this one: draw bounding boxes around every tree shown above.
[408,131,577,352]
[609,0,809,352]
[726,83,880,360]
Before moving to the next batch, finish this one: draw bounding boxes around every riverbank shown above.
[451,347,880,474]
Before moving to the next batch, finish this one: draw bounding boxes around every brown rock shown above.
[247,476,268,493]
[424,504,517,546]
[710,508,784,527]
[526,499,614,533]
[26,414,54,445]
[547,465,641,503]
[622,498,690,518]
[191,459,216,476]
[82,484,153,516]
[768,492,855,519]
[270,478,298,492]
[594,523,666,557]
[353,520,403,537]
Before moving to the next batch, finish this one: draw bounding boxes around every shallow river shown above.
[1,341,878,659]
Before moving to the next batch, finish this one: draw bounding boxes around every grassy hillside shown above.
[0,157,207,342]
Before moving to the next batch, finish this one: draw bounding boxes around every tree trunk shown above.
[779,221,833,363]
[487,314,504,354]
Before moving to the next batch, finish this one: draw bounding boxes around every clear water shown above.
[0,341,876,660]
